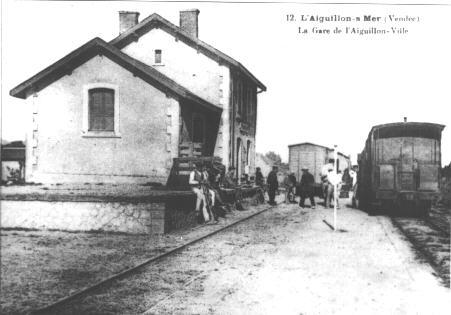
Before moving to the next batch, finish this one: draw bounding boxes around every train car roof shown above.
[370,122,445,140]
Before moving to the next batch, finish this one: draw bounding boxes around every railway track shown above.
[425,216,450,237]
[31,204,275,314]
[391,214,450,288]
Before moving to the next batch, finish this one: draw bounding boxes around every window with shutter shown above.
[88,88,114,131]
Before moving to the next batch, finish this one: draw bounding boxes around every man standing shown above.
[189,163,210,222]
[267,166,279,205]
[299,168,316,209]
[201,164,217,222]
[326,169,342,209]
[321,159,335,203]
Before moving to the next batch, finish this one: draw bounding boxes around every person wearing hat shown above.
[201,164,218,222]
[326,169,342,209]
[299,168,316,209]
[189,162,210,222]
[321,159,335,202]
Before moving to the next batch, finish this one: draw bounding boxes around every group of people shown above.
[189,160,358,223]
[189,162,244,224]
[255,160,358,210]
[254,165,320,208]
[321,160,358,208]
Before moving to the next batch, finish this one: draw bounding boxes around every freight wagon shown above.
[288,142,351,195]
[356,121,445,215]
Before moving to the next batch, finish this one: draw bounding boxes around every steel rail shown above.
[31,204,275,314]
[390,217,450,287]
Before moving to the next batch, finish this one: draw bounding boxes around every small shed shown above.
[288,142,351,184]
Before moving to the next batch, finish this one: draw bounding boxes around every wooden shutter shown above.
[88,88,114,131]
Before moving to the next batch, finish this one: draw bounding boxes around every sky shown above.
[1,0,450,165]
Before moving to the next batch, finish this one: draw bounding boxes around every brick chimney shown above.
[119,11,140,34]
[180,9,200,38]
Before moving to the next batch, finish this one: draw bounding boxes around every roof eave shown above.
[9,37,222,114]
[371,122,446,134]
[9,38,104,99]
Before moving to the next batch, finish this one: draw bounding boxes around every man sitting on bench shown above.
[222,166,244,210]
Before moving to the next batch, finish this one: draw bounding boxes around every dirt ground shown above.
[0,201,270,315]
[48,199,450,315]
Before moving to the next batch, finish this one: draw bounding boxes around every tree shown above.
[264,151,282,166]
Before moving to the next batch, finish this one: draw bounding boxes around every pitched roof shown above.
[109,13,266,91]
[288,142,350,159]
[288,142,330,150]
[9,38,221,114]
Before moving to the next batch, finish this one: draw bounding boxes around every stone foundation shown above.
[0,201,161,234]
[0,195,197,234]
[0,186,259,234]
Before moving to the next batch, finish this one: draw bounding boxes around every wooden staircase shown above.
[179,142,204,158]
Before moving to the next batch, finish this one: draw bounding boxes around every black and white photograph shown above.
[1,0,450,314]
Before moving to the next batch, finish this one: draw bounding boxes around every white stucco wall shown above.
[27,55,180,183]
[215,65,230,167]
[121,29,231,166]
[121,29,225,105]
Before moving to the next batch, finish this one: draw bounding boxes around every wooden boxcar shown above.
[288,142,351,195]
[356,122,445,215]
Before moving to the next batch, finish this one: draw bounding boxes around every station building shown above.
[10,10,266,184]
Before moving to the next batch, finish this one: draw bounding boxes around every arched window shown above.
[236,137,242,177]
[88,88,114,131]
[246,140,251,165]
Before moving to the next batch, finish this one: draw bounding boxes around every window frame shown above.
[153,49,163,65]
[82,83,120,138]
